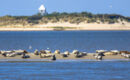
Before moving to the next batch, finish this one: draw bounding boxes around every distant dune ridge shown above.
[0,12,130,31]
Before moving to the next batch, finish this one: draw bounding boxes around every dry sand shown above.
[0,22,130,31]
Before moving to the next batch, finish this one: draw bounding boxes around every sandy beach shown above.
[0,22,130,31]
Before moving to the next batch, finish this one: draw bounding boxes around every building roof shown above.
[39,5,46,11]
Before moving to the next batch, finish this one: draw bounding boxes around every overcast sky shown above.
[0,0,129,16]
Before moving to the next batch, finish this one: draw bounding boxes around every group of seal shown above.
[0,49,130,61]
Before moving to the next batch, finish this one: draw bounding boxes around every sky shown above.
[0,0,130,17]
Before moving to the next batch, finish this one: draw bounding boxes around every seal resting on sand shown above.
[34,49,39,55]
[54,50,60,54]
[121,53,130,58]
[72,50,87,58]
[51,55,56,61]
[94,53,103,60]
[22,53,30,59]
[120,51,130,54]
[39,50,53,58]
[62,51,70,57]
[94,55,103,60]
[1,50,28,57]
[72,50,79,55]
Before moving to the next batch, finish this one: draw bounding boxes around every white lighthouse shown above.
[39,4,47,15]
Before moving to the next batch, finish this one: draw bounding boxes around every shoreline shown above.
[0,53,129,62]
[0,22,130,31]
[0,28,130,31]
[0,59,129,62]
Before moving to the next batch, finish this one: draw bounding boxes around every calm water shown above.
[0,31,130,80]
[0,61,130,80]
[0,31,130,52]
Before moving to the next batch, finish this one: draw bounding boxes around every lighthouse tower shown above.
[39,4,47,15]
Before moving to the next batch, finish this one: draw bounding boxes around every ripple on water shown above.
[0,61,129,80]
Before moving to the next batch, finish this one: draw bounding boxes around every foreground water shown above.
[0,31,130,52]
[0,61,129,80]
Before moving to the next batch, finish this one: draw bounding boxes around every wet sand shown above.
[0,53,128,62]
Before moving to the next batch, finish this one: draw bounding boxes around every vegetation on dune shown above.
[0,12,130,26]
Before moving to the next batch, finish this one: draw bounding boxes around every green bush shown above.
[0,12,129,25]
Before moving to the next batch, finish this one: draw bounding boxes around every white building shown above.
[39,4,47,15]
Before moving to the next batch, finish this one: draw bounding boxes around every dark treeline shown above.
[0,12,130,26]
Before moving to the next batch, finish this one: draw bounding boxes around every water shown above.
[0,61,130,80]
[0,31,130,80]
[0,31,130,52]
